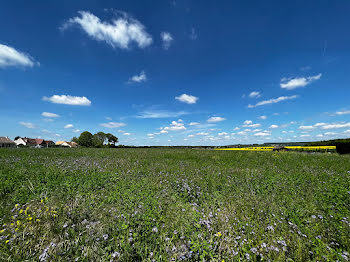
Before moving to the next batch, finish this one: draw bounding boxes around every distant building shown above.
[14,137,56,147]
[56,141,78,148]
[0,137,16,148]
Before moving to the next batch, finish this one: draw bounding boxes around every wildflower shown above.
[5,240,9,244]
[19,209,23,214]
[152,226,158,233]
[16,220,21,226]
[103,234,109,240]
[0,229,4,233]
[15,204,19,208]
[216,232,222,237]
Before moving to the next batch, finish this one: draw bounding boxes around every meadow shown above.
[0,148,349,261]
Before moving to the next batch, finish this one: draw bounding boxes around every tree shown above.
[93,132,107,147]
[78,131,93,147]
[71,137,78,143]
[106,133,118,146]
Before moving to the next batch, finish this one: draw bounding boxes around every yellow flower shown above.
[5,240,9,244]
[28,217,32,221]
[15,228,19,231]
[10,223,14,226]
[0,229,4,233]
[216,232,222,237]
[41,199,44,203]
[36,219,41,222]
[16,220,21,226]
[15,204,19,208]
[19,209,23,214]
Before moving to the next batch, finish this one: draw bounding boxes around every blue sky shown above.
[1,0,350,146]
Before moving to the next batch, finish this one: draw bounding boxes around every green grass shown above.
[0,148,349,261]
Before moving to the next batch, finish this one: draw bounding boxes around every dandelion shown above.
[15,204,19,208]
[216,232,222,237]
[5,240,9,244]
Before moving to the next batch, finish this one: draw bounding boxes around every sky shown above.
[1,0,350,146]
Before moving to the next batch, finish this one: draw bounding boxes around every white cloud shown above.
[300,134,310,137]
[218,132,228,136]
[100,122,126,128]
[43,95,91,106]
[160,32,173,49]
[254,131,271,136]
[269,124,279,129]
[233,127,240,130]
[0,43,36,68]
[62,11,152,49]
[123,132,131,136]
[188,134,195,138]
[160,130,168,134]
[259,115,267,120]
[321,122,350,130]
[19,122,37,129]
[280,74,321,90]
[344,130,350,134]
[196,132,209,136]
[42,112,60,118]
[163,120,186,131]
[299,125,314,130]
[248,91,261,98]
[189,122,200,126]
[248,95,298,108]
[73,129,80,133]
[237,131,247,136]
[105,116,112,120]
[175,94,198,104]
[64,124,74,129]
[43,118,54,122]
[335,110,350,116]
[324,132,337,135]
[207,116,226,123]
[242,120,261,128]
[129,71,147,83]
[137,110,188,119]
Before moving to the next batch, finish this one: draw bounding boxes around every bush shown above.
[336,142,350,154]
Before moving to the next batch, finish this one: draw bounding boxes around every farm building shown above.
[14,137,56,147]
[0,137,16,148]
[56,141,78,148]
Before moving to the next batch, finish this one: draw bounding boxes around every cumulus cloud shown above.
[196,132,209,136]
[163,120,186,131]
[218,132,228,136]
[299,125,314,130]
[62,11,152,49]
[269,125,279,129]
[42,112,60,118]
[19,122,36,129]
[160,32,173,49]
[254,131,271,136]
[175,94,199,104]
[207,116,226,123]
[100,122,126,128]
[43,95,91,106]
[189,122,200,126]
[137,110,188,119]
[259,115,267,120]
[334,110,350,116]
[321,122,350,130]
[242,120,261,128]
[123,132,131,136]
[64,124,74,129]
[248,91,261,98]
[73,129,80,133]
[129,71,147,83]
[248,95,298,108]
[0,43,37,68]
[280,74,321,90]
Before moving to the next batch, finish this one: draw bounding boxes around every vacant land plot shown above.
[0,148,349,261]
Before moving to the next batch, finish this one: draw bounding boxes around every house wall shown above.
[14,138,26,146]
[0,143,15,148]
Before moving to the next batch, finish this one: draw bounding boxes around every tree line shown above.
[72,131,118,148]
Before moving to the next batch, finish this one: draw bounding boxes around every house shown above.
[0,137,16,148]
[56,141,78,148]
[14,137,37,147]
[56,141,71,147]
[14,137,55,148]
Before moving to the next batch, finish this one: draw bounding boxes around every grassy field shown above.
[0,148,349,261]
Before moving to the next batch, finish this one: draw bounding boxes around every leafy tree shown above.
[93,132,107,147]
[106,133,118,146]
[78,131,93,147]
[71,137,79,143]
